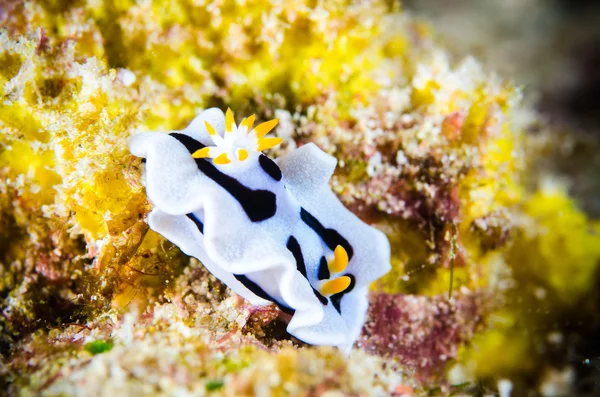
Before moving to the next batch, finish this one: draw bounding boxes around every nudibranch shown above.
[128,108,390,351]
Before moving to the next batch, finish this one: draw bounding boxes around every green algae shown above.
[205,380,224,392]
[84,340,113,355]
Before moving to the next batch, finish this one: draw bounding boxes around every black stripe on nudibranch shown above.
[318,256,330,280]
[287,236,328,305]
[300,208,354,259]
[330,273,355,314]
[234,274,295,315]
[186,213,204,234]
[287,236,307,278]
[313,288,329,305]
[259,154,282,181]
[170,133,204,153]
[170,133,277,223]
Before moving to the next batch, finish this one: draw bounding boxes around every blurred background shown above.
[405,0,600,216]
[403,1,600,395]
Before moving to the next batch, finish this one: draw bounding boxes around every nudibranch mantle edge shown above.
[128,108,391,351]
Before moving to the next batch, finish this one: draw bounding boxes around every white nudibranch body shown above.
[128,108,391,351]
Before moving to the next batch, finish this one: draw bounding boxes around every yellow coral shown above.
[512,183,600,303]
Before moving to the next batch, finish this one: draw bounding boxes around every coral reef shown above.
[0,0,599,396]
[358,291,481,380]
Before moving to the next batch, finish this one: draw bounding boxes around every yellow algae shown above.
[0,139,61,205]
[510,185,600,304]
[0,102,46,141]
[462,310,536,378]
[454,184,600,384]
[411,80,440,108]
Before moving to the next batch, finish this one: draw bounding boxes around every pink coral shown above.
[358,291,481,381]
